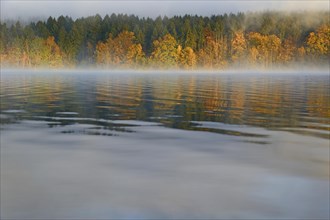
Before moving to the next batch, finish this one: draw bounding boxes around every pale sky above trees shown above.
[1,0,329,20]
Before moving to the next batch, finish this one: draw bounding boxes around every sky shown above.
[1,0,329,21]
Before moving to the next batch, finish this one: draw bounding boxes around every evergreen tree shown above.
[1,11,329,69]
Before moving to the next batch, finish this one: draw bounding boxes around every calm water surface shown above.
[1,70,329,219]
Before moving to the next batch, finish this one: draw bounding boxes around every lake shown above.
[1,70,329,219]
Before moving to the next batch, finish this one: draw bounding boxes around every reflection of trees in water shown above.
[306,82,330,119]
[1,75,78,115]
[136,80,155,120]
[1,75,329,132]
[95,77,143,119]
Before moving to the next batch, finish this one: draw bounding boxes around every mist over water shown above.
[0,70,329,219]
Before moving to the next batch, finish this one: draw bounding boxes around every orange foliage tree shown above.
[247,32,281,68]
[231,31,247,66]
[178,45,197,69]
[95,31,145,67]
[197,29,228,68]
[306,25,330,61]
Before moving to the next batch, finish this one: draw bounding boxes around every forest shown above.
[0,11,329,69]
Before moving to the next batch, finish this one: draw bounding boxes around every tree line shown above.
[0,11,329,69]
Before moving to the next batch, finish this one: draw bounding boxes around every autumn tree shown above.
[306,25,330,62]
[26,36,63,67]
[150,34,180,68]
[126,44,146,67]
[197,28,228,69]
[95,34,114,65]
[177,45,197,69]
[247,32,281,67]
[44,36,63,67]
[296,46,306,62]
[95,31,145,67]
[3,38,23,66]
[277,38,296,65]
[231,31,247,66]
[1,36,63,67]
[1,11,329,68]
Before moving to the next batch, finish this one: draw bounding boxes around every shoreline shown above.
[1,66,329,75]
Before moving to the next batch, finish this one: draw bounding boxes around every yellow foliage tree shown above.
[247,32,281,67]
[296,46,306,62]
[197,31,227,69]
[126,44,145,67]
[44,36,63,67]
[95,41,110,65]
[277,38,296,65]
[4,46,22,66]
[231,32,247,66]
[248,47,259,66]
[178,46,197,69]
[95,31,145,68]
[150,34,180,68]
[306,25,330,61]
[1,36,63,68]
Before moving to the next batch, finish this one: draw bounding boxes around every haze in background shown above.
[1,0,329,21]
